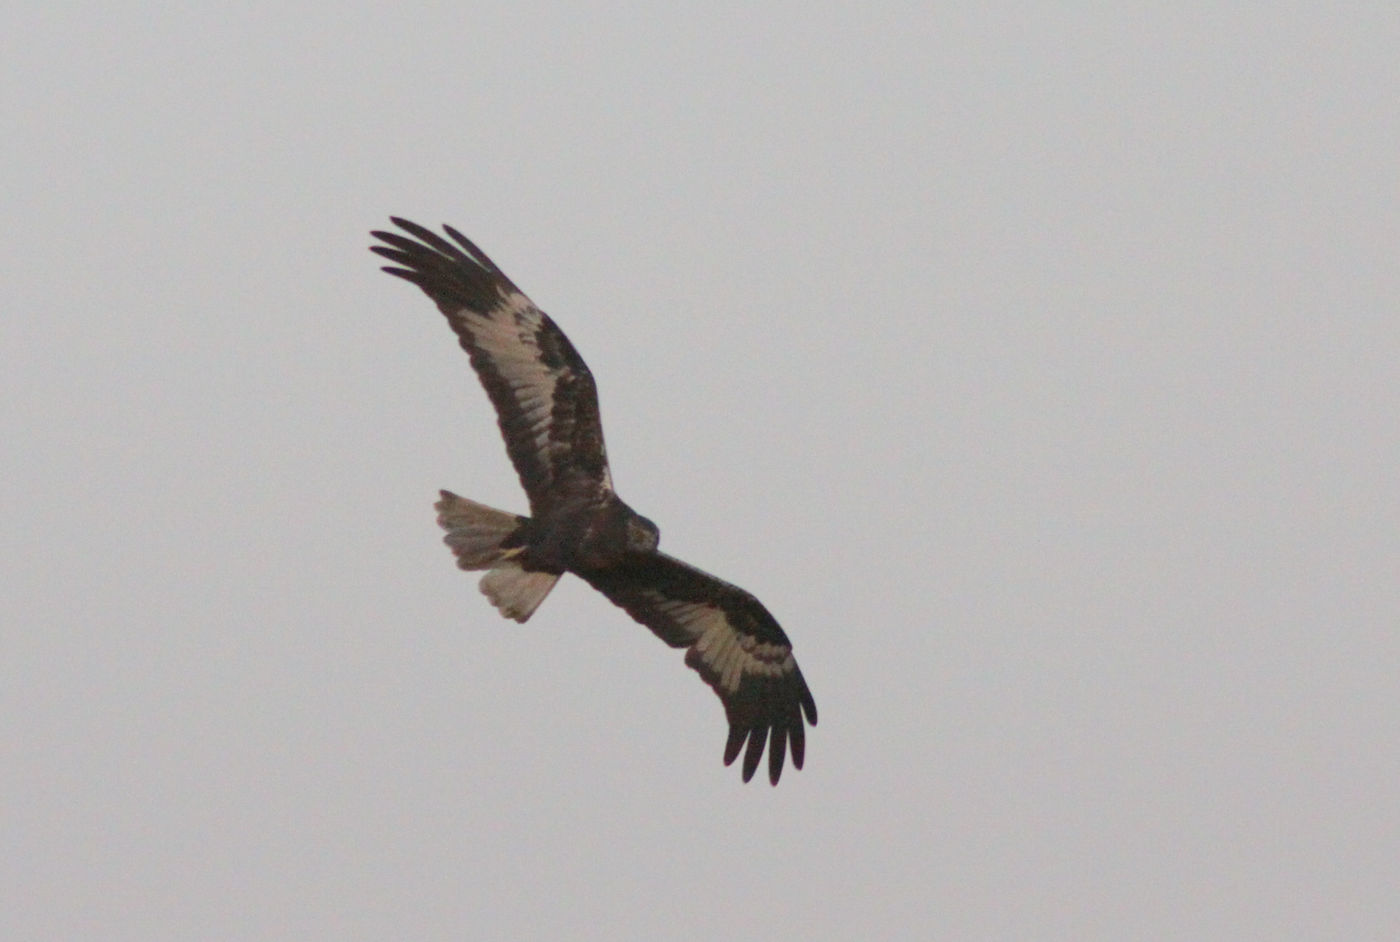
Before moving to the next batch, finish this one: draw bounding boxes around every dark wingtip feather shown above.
[741,725,767,783]
[709,665,817,784]
[768,725,788,786]
[394,218,459,256]
[377,266,422,284]
[386,216,436,243]
[723,725,746,767]
[441,223,498,271]
[371,217,522,302]
[371,232,424,254]
[370,245,414,267]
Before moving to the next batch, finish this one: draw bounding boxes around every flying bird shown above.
[370,218,817,784]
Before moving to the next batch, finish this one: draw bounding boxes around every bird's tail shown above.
[434,490,560,623]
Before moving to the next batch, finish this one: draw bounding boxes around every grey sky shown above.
[5,3,1398,939]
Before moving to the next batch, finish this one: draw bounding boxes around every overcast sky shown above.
[5,3,1398,939]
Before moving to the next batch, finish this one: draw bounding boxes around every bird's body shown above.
[371,218,816,784]
[533,492,659,572]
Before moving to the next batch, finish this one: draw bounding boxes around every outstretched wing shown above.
[578,553,817,785]
[371,218,611,514]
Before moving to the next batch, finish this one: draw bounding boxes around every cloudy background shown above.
[5,4,1397,939]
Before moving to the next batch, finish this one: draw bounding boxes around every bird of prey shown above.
[370,218,817,784]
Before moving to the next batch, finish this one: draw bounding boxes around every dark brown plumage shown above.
[371,218,816,784]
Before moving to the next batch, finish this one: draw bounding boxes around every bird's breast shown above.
[531,497,632,572]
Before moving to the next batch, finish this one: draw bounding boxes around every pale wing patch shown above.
[459,291,558,459]
[657,595,797,694]
[457,290,614,495]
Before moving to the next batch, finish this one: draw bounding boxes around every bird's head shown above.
[625,513,661,552]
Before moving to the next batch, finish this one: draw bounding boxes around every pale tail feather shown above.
[479,564,560,623]
[435,491,527,569]
[434,490,560,623]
